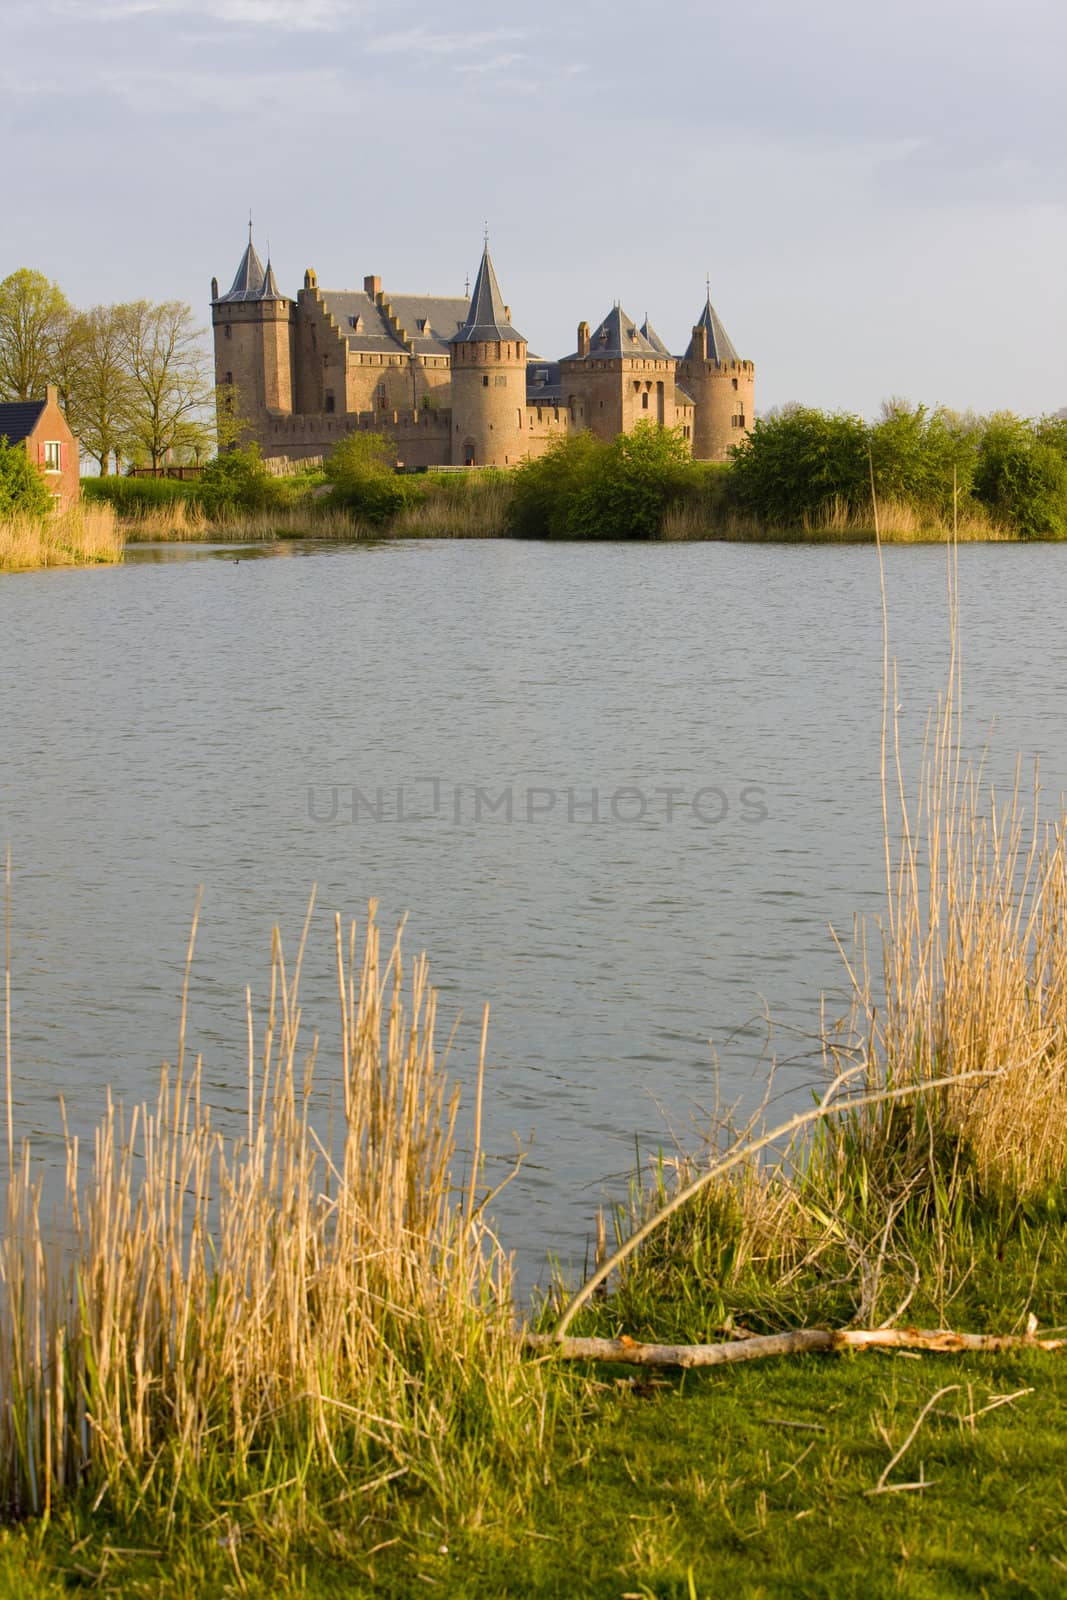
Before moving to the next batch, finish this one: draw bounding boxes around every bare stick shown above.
[552,1063,1002,1338]
[4,845,11,1174]
[526,1326,1066,1368]
[466,1004,489,1233]
[867,1385,959,1495]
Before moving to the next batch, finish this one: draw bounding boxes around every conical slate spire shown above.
[217,233,267,303]
[686,292,740,364]
[260,258,285,301]
[452,243,523,343]
[573,304,658,360]
[640,316,672,357]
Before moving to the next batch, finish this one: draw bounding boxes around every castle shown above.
[211,230,755,469]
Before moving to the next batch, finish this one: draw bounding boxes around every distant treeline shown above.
[83,403,1067,542]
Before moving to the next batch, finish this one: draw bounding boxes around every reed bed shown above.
[120,503,375,542]
[390,477,511,539]
[661,494,1005,542]
[0,506,123,572]
[571,542,1067,1342]
[0,904,550,1540]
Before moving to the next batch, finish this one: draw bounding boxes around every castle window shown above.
[224,323,231,339]
[483,375,489,387]
[641,393,649,410]
[224,371,232,386]
[350,315,363,332]
[633,381,640,393]
[517,409,522,428]
[325,390,335,413]
[732,377,739,390]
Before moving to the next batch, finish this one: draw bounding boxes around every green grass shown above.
[4,1343,1067,1597]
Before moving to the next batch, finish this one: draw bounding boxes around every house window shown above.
[43,440,62,473]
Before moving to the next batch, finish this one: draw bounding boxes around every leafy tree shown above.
[728,405,869,525]
[324,431,412,523]
[118,300,213,470]
[973,415,1067,538]
[196,444,280,515]
[0,436,51,516]
[0,269,72,401]
[507,431,604,538]
[64,304,136,475]
[567,423,695,539]
[869,400,979,519]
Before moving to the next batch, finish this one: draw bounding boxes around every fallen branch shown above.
[524,1324,1067,1368]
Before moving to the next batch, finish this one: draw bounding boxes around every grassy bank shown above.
[0,504,122,572]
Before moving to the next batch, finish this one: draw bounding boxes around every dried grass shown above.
[0,901,544,1527]
[0,506,123,572]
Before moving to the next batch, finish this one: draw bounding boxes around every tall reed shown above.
[0,506,123,572]
[0,904,546,1536]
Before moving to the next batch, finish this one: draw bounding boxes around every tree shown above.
[0,436,51,516]
[973,415,1067,539]
[869,400,979,519]
[507,431,604,538]
[196,444,281,515]
[324,431,412,523]
[0,269,72,401]
[118,300,213,470]
[65,304,136,475]
[728,406,870,526]
[567,423,695,539]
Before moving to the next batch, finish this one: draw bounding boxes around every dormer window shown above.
[349,315,363,332]
[417,318,428,333]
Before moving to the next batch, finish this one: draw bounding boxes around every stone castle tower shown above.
[675,290,755,463]
[448,244,527,467]
[211,230,293,431]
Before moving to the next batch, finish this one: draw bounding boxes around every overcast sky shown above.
[4,0,1064,417]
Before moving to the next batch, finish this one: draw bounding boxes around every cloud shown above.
[45,0,362,28]
[367,26,528,60]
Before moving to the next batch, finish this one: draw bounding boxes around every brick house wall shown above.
[0,386,81,511]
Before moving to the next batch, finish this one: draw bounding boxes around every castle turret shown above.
[448,243,527,466]
[676,288,754,462]
[211,228,294,444]
[560,305,679,441]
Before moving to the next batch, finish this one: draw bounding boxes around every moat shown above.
[3,539,1066,1285]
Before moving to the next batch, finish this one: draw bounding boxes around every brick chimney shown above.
[577,320,590,357]
[364,274,382,298]
[692,325,708,361]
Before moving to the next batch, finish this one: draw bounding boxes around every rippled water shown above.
[2,539,1066,1286]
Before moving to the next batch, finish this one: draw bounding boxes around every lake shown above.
[2,539,1065,1290]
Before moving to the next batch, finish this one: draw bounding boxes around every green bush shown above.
[728,406,870,525]
[973,415,1067,538]
[195,445,284,516]
[82,475,193,512]
[323,432,418,524]
[868,401,979,519]
[567,423,696,539]
[0,436,52,517]
[507,432,603,538]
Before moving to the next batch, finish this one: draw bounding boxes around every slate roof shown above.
[0,400,45,445]
[260,259,285,301]
[452,245,524,343]
[526,359,563,404]
[217,236,267,303]
[685,294,740,364]
[640,317,673,357]
[563,305,661,362]
[317,290,469,357]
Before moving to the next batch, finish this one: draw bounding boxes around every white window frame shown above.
[43,440,62,473]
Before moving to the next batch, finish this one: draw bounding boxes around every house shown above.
[212,231,755,470]
[0,386,80,510]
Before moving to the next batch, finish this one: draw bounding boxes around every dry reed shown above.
[0,506,123,572]
[0,902,543,1531]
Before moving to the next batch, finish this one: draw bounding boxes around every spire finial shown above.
[706,271,711,300]
[464,274,471,296]
[249,209,254,242]
[483,219,489,245]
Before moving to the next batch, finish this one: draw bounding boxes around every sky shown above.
[4,0,1064,418]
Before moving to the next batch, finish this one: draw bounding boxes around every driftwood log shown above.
[524,1322,1066,1368]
